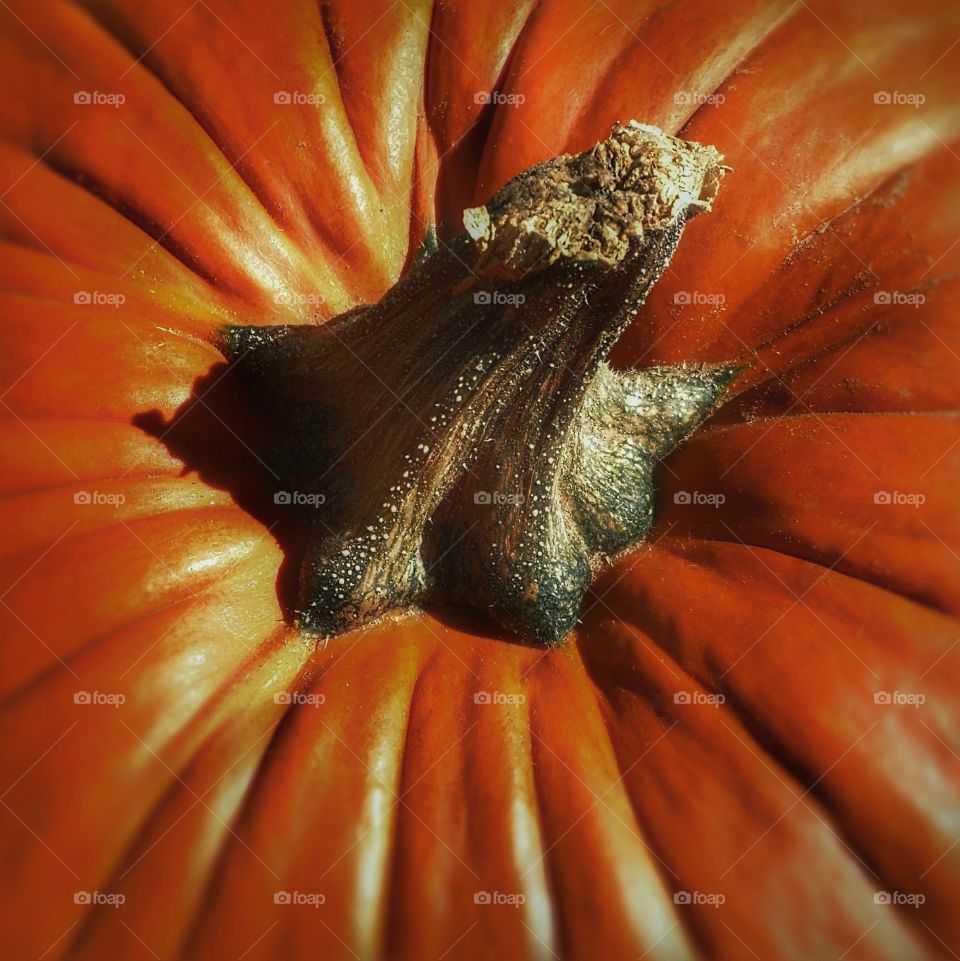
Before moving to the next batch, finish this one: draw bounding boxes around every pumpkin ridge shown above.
[444,4,534,214]
[101,626,300,961]
[682,533,960,623]
[525,643,695,959]
[676,2,802,136]
[579,565,951,959]
[0,588,231,713]
[367,642,436,961]
[62,2,371,294]
[743,310,960,416]
[698,155,957,386]
[42,151,239,294]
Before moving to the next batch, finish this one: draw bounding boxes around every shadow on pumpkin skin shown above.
[131,359,306,621]
[427,602,538,648]
[132,359,529,645]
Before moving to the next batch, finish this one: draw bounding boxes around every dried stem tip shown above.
[463,121,725,277]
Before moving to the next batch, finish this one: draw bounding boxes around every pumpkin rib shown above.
[0,432,185,493]
[311,2,384,212]
[721,192,949,357]
[0,289,231,342]
[84,0,291,206]
[700,680,956,959]
[0,240,232,337]
[42,149,246,296]
[0,232,90,286]
[644,548,956,952]
[378,646,460,961]
[65,707,267,960]
[524,646,693,960]
[571,637,719,959]
[589,3,798,158]
[439,36,520,229]
[0,418,188,495]
[0,479,238,559]
[0,541,279,706]
[0,506,277,692]
[167,725,285,961]
[303,623,430,961]
[585,550,957,959]
[523,718,585,961]
[320,1,426,218]
[0,588,299,960]
[659,412,960,617]
[740,300,960,419]
[674,3,800,140]
[425,0,539,157]
[729,281,960,418]
[0,155,228,316]
[596,685,913,960]
[681,532,960,621]
[0,4,255,293]
[171,627,418,961]
[610,17,960,368]
[0,1,369,313]
[627,533,960,638]
[0,590,218,715]
[62,623,300,961]
[57,1,378,303]
[706,159,960,403]
[427,0,541,232]
[0,291,225,342]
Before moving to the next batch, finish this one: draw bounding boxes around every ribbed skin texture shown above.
[0,2,958,959]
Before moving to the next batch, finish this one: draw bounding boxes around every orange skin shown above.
[1,1,959,959]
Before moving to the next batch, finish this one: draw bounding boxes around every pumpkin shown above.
[1,0,958,959]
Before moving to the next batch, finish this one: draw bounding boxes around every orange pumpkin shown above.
[1,1,959,960]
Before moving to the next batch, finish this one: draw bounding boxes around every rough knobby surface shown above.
[223,121,739,643]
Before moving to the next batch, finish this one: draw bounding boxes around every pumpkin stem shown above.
[222,121,739,644]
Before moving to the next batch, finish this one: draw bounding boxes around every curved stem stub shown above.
[223,121,740,644]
